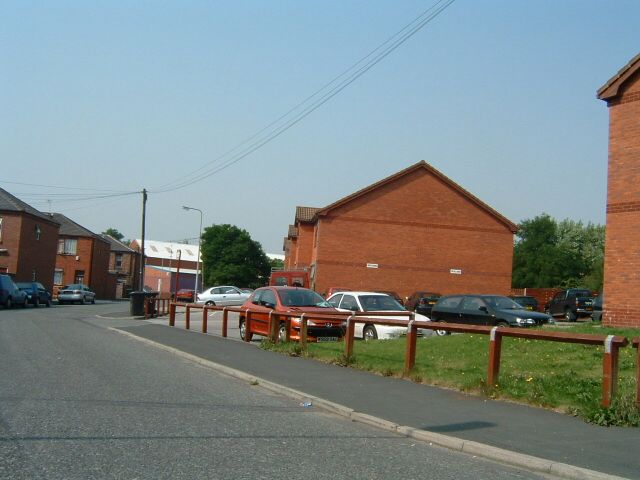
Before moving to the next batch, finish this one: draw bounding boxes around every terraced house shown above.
[284,161,517,300]
[0,188,60,291]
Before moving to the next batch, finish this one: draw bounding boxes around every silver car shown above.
[196,286,250,306]
[58,284,96,305]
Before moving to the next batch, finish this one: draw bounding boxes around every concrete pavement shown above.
[103,308,640,480]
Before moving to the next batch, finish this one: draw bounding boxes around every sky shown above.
[1,1,639,254]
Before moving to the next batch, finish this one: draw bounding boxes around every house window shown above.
[54,269,63,285]
[115,253,123,270]
[74,270,85,284]
[58,238,77,255]
[35,225,41,240]
[0,216,3,243]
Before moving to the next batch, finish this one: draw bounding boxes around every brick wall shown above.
[293,223,314,268]
[603,68,640,327]
[313,168,514,299]
[0,213,59,291]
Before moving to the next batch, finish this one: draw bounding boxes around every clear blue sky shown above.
[2,1,638,253]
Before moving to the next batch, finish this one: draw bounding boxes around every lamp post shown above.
[182,205,203,296]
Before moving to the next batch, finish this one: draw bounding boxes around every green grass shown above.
[260,323,640,426]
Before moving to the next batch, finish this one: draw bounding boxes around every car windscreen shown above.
[359,295,405,311]
[484,296,523,310]
[278,289,331,307]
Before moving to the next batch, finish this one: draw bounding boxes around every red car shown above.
[239,286,345,342]
[175,289,195,303]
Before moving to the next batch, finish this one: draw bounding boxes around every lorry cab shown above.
[268,268,310,288]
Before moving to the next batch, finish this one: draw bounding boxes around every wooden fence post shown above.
[202,306,208,334]
[300,313,307,350]
[404,319,417,375]
[345,315,355,359]
[222,308,228,337]
[487,326,503,387]
[169,302,176,327]
[268,311,278,342]
[633,338,640,408]
[185,305,191,330]
[244,309,252,343]
[602,335,620,408]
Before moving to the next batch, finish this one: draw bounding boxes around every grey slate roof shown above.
[50,213,106,242]
[0,187,59,223]
[99,234,137,253]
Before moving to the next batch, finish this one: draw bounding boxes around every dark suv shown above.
[544,289,594,322]
[0,274,28,309]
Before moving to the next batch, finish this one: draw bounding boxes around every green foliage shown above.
[200,224,271,289]
[513,214,604,290]
[102,227,125,242]
[269,257,284,270]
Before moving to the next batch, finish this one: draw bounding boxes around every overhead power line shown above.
[151,0,456,194]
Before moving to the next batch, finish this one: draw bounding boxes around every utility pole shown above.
[139,188,147,291]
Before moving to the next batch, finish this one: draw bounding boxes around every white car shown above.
[196,286,250,306]
[327,291,431,340]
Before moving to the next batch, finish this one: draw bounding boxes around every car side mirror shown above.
[479,306,489,313]
[262,301,275,309]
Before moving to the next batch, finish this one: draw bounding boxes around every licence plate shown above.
[317,337,339,342]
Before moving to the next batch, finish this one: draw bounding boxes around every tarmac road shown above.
[0,303,547,479]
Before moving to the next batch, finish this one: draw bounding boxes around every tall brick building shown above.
[284,161,517,298]
[597,53,640,328]
[0,188,60,291]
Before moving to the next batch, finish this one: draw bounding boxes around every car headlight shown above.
[515,317,535,325]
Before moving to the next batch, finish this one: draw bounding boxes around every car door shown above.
[220,286,243,306]
[549,292,564,316]
[458,296,492,326]
[338,294,364,338]
[432,296,463,323]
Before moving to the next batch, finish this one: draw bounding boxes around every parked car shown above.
[327,291,430,340]
[240,288,254,294]
[0,274,28,309]
[544,289,594,321]
[57,284,96,305]
[430,294,552,335]
[374,290,404,305]
[323,287,352,299]
[509,295,538,312]
[239,286,345,342]
[16,282,52,307]
[591,293,603,322]
[175,289,195,303]
[405,291,442,316]
[196,286,250,306]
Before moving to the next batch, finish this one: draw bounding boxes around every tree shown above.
[269,257,284,270]
[102,228,125,242]
[200,224,271,288]
[512,214,605,290]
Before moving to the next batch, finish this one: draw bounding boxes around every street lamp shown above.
[182,205,203,296]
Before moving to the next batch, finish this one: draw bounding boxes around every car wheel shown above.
[434,320,450,336]
[46,299,51,307]
[80,296,85,305]
[497,321,509,328]
[6,297,12,309]
[34,297,40,308]
[205,301,215,306]
[91,297,95,304]
[565,308,577,322]
[363,324,378,341]
[239,318,253,342]
[278,322,288,343]
[21,298,27,308]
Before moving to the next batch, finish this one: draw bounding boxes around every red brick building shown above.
[0,188,60,291]
[284,161,517,299]
[597,53,640,328]
[51,213,113,299]
[100,234,140,298]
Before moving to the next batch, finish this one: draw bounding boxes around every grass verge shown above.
[260,323,639,426]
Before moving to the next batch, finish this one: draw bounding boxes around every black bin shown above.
[129,291,158,316]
